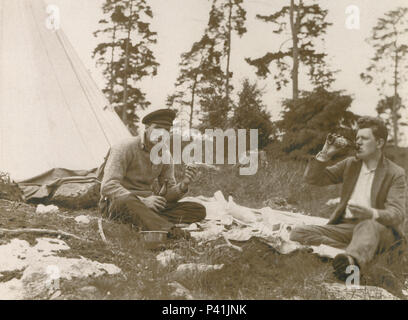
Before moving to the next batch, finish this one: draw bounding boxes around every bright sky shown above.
[49,0,408,145]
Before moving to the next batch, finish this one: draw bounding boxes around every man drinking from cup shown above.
[290,116,406,280]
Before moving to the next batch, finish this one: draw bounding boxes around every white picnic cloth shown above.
[180,191,344,258]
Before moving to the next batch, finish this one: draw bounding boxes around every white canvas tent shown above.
[0,0,131,182]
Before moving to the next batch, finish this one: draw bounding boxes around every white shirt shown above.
[344,162,376,219]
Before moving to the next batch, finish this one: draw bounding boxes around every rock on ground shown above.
[0,238,121,299]
[323,283,399,300]
[176,263,224,274]
[36,204,59,214]
[156,250,182,267]
[169,282,194,300]
[74,215,91,224]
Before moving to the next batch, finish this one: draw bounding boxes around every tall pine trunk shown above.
[189,73,198,129]
[122,0,134,125]
[392,44,399,147]
[289,0,299,102]
[225,0,233,112]
[109,24,117,104]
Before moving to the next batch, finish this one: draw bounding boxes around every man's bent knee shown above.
[106,193,146,220]
[354,219,385,232]
[109,193,145,210]
[290,226,308,243]
[182,202,206,222]
[193,203,206,221]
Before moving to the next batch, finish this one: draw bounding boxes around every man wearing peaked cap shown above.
[97,109,206,240]
[142,109,176,129]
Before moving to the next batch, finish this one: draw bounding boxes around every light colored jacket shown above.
[97,136,186,203]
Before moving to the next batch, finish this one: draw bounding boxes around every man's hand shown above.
[318,134,346,161]
[347,203,374,220]
[180,165,198,192]
[140,195,167,213]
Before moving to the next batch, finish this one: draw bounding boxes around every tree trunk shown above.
[392,45,399,147]
[225,0,233,111]
[122,1,134,125]
[289,0,299,102]
[189,73,198,129]
[109,24,117,104]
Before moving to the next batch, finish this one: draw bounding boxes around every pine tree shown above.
[207,0,247,110]
[93,0,159,134]
[277,88,357,160]
[168,0,246,129]
[232,78,274,149]
[93,5,122,104]
[361,7,408,146]
[376,95,407,145]
[166,34,224,129]
[246,0,334,101]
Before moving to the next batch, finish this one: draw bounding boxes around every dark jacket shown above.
[304,155,407,238]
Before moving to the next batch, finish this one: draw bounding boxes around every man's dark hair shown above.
[357,116,388,146]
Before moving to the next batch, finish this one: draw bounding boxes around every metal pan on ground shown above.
[140,231,168,249]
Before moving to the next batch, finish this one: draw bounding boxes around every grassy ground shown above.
[0,157,407,300]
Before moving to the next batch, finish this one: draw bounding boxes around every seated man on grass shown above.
[290,116,406,280]
[98,109,206,239]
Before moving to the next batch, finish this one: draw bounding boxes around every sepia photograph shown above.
[0,0,407,303]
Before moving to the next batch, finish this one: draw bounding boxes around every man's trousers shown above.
[290,219,401,268]
[101,193,206,231]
